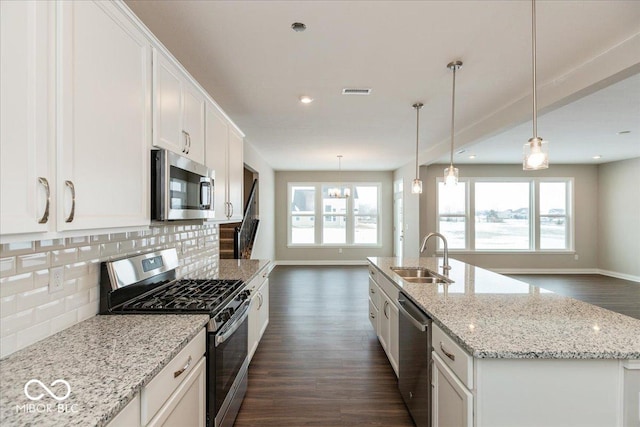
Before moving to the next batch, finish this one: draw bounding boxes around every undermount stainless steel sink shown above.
[390,267,453,284]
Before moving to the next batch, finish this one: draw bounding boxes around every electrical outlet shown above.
[574,254,579,261]
[49,266,64,294]
[338,248,343,254]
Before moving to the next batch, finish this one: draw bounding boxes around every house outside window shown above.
[436,178,573,252]
[288,182,381,246]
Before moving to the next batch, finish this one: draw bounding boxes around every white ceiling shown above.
[125,0,640,171]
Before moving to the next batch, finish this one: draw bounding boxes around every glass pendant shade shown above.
[411,179,423,194]
[523,137,549,170]
[444,165,459,186]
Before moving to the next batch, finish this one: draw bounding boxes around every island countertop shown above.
[368,256,640,360]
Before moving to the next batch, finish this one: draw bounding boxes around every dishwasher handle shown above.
[398,295,430,332]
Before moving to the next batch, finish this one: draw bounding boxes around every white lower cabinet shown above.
[146,357,206,427]
[248,269,270,362]
[432,352,473,427]
[108,394,141,427]
[141,329,206,426]
[368,265,399,376]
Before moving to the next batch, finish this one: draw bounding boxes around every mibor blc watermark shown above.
[15,379,79,414]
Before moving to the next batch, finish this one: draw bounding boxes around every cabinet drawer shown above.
[141,328,206,425]
[433,323,473,389]
[368,298,379,332]
[368,277,380,309]
[369,265,398,302]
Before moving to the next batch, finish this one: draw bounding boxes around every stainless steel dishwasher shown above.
[398,293,432,427]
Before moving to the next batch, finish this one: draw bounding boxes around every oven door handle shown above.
[215,300,250,347]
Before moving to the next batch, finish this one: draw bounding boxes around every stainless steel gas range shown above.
[100,248,249,427]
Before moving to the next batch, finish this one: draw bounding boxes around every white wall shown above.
[275,170,394,262]
[420,164,600,271]
[244,141,275,261]
[597,157,640,280]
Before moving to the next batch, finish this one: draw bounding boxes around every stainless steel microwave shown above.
[151,149,214,221]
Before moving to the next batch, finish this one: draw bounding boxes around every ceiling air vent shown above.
[342,88,372,95]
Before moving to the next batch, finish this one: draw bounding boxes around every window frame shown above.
[435,177,574,253]
[287,182,382,248]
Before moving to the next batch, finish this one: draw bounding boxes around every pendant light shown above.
[411,103,424,194]
[444,60,462,186]
[328,155,350,198]
[523,0,549,170]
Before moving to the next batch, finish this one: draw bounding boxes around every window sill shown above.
[287,244,383,249]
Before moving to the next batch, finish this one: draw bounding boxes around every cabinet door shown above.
[57,1,150,231]
[368,298,379,333]
[227,127,244,220]
[204,103,229,220]
[378,294,391,352]
[147,357,206,427]
[107,394,141,427]
[0,0,51,236]
[153,50,184,154]
[432,352,473,427]
[248,290,260,362]
[257,279,269,339]
[182,82,205,163]
[388,300,399,376]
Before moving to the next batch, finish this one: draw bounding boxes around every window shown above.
[437,181,467,249]
[288,182,381,246]
[539,182,568,249]
[436,178,572,252]
[290,185,315,244]
[475,182,530,250]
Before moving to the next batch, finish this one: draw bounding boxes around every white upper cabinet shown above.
[205,102,244,221]
[57,1,151,231]
[0,1,52,236]
[153,50,205,163]
[227,127,244,221]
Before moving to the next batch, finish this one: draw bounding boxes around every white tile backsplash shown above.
[0,223,219,358]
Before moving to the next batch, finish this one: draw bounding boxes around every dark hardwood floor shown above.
[235,265,414,427]
[508,274,640,320]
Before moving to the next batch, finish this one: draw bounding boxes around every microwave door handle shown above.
[200,179,211,208]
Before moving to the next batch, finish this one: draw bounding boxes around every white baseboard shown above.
[597,269,640,283]
[274,260,368,266]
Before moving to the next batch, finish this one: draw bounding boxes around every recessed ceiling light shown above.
[469,155,476,159]
[299,95,313,104]
[592,155,602,160]
[291,22,306,32]
[617,130,631,135]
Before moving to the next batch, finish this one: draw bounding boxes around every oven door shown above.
[152,149,215,221]
[209,301,250,427]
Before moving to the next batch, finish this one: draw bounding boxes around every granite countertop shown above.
[369,256,640,360]
[217,259,271,282]
[0,314,209,427]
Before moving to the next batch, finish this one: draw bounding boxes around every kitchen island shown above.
[368,256,640,427]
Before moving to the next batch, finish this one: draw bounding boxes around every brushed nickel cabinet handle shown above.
[181,130,188,153]
[174,355,192,378]
[440,342,456,361]
[64,180,75,223]
[186,131,191,154]
[370,287,375,294]
[257,292,263,310]
[370,312,376,319]
[37,177,50,224]
[383,300,389,319]
[228,202,234,218]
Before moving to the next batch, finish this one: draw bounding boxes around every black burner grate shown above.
[120,279,244,313]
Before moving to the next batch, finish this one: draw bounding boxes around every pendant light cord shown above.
[450,65,457,166]
[415,106,420,178]
[532,0,538,140]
